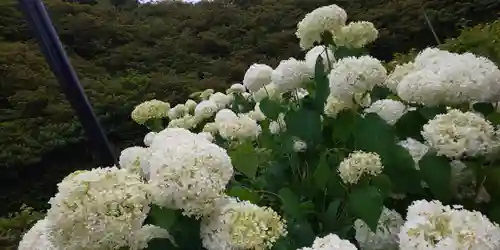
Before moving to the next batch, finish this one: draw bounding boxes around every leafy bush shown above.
[0,205,44,250]
[17,4,500,250]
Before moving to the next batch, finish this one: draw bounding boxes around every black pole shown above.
[18,0,117,166]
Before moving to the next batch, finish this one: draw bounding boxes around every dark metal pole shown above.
[18,0,117,166]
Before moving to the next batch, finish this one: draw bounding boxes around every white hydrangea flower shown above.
[198,88,214,100]
[328,55,387,105]
[324,95,355,118]
[253,83,282,102]
[364,99,407,125]
[305,45,336,73]
[247,102,266,121]
[200,198,287,250]
[293,138,307,152]
[338,151,383,184]
[167,104,188,120]
[215,109,261,141]
[298,233,357,250]
[209,92,233,110]
[354,207,403,250]
[203,122,219,134]
[18,218,58,250]
[271,58,312,92]
[399,200,500,250]
[398,48,500,106]
[46,167,153,250]
[397,138,429,170]
[269,113,287,134]
[195,100,219,120]
[119,146,151,178]
[167,114,199,129]
[131,99,170,125]
[334,21,378,48]
[198,131,215,142]
[184,99,197,112]
[148,128,233,217]
[421,109,497,158]
[384,62,415,93]
[143,131,157,147]
[295,4,347,50]
[227,83,246,94]
[243,63,274,92]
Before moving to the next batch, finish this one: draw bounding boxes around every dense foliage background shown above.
[0,1,499,246]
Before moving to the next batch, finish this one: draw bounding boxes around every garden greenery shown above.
[18,4,500,250]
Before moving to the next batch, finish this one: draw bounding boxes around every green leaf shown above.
[278,188,303,218]
[228,141,260,179]
[419,106,446,120]
[370,86,391,101]
[394,110,428,141]
[487,112,500,126]
[483,167,500,199]
[287,219,316,248]
[324,200,341,220]
[353,113,395,153]
[227,186,260,203]
[382,145,424,194]
[335,46,367,59]
[332,110,360,144]
[286,108,322,143]
[348,186,383,232]
[313,153,332,190]
[260,97,282,120]
[320,30,335,47]
[313,54,330,110]
[419,152,453,201]
[148,205,177,230]
[473,102,495,116]
[371,174,392,196]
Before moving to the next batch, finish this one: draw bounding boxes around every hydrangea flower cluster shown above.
[20,167,170,250]
[131,99,170,124]
[338,151,384,184]
[200,198,287,250]
[399,200,500,250]
[148,128,234,217]
[298,233,358,250]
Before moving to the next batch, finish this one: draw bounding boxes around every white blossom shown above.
[272,58,312,92]
[119,146,151,178]
[143,131,157,147]
[18,218,59,250]
[148,128,233,217]
[338,151,383,184]
[305,45,335,73]
[131,99,170,125]
[46,167,153,250]
[298,233,357,250]
[243,64,274,92]
[334,21,378,48]
[295,4,347,50]
[364,99,408,125]
[422,109,497,158]
[200,198,287,250]
[399,200,500,250]
[328,55,387,105]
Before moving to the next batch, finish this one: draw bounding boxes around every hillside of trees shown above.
[0,0,499,216]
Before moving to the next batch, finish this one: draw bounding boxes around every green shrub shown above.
[0,205,44,250]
